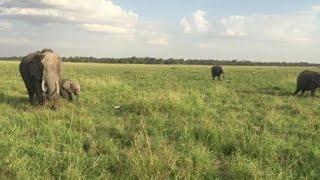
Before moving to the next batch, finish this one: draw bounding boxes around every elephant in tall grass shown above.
[19,49,63,109]
[60,79,81,102]
[293,70,320,97]
[211,65,224,80]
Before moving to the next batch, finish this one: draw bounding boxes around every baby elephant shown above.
[60,79,81,102]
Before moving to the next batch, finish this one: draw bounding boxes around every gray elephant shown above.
[60,79,81,102]
[19,49,63,109]
[293,70,320,97]
[211,65,224,80]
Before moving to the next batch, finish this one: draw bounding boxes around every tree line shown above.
[1,56,319,66]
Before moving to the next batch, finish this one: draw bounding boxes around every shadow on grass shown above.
[0,92,29,110]
[258,86,293,97]
[238,85,294,97]
[0,92,75,111]
[261,86,320,98]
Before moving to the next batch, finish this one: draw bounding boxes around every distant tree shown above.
[0,56,319,67]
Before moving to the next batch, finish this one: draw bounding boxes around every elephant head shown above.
[40,52,63,101]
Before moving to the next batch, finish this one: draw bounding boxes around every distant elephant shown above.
[19,49,63,109]
[60,79,81,102]
[211,65,224,80]
[293,70,320,97]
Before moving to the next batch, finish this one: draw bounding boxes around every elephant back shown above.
[20,52,43,64]
[41,48,54,53]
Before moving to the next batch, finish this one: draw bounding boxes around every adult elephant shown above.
[19,49,63,109]
[293,70,320,97]
[211,65,224,80]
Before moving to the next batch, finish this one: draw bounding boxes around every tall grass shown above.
[0,61,319,179]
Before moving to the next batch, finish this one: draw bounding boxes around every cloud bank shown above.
[0,0,169,46]
[0,20,10,30]
[181,6,319,45]
[0,1,319,61]
[0,0,138,34]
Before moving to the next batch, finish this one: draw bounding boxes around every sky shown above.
[0,0,319,63]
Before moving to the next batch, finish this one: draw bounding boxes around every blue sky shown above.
[0,0,319,62]
[117,0,317,16]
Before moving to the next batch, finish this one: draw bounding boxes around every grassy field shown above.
[0,61,319,179]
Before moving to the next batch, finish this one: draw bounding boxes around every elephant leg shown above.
[23,77,36,105]
[51,98,59,110]
[37,94,45,105]
[28,91,35,105]
[68,93,73,102]
[74,90,80,103]
[20,71,34,105]
[60,89,69,99]
[301,90,306,96]
[293,88,300,96]
[311,90,316,97]
[34,80,45,105]
[218,75,221,81]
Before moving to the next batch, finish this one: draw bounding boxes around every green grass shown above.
[0,61,319,179]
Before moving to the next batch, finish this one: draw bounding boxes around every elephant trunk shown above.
[42,71,60,98]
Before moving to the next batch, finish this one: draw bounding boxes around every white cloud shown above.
[312,6,320,13]
[0,0,170,50]
[0,37,30,44]
[136,21,170,46]
[193,10,209,32]
[0,21,10,30]
[180,10,208,33]
[195,42,216,49]
[0,7,60,16]
[145,33,169,46]
[220,7,318,42]
[0,0,9,5]
[220,16,253,37]
[0,0,139,35]
[82,23,134,34]
[180,17,191,33]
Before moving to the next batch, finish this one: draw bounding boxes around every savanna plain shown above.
[0,61,319,179]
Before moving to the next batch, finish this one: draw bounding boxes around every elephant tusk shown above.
[41,80,47,92]
[55,81,60,94]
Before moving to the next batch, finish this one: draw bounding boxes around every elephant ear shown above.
[57,57,63,78]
